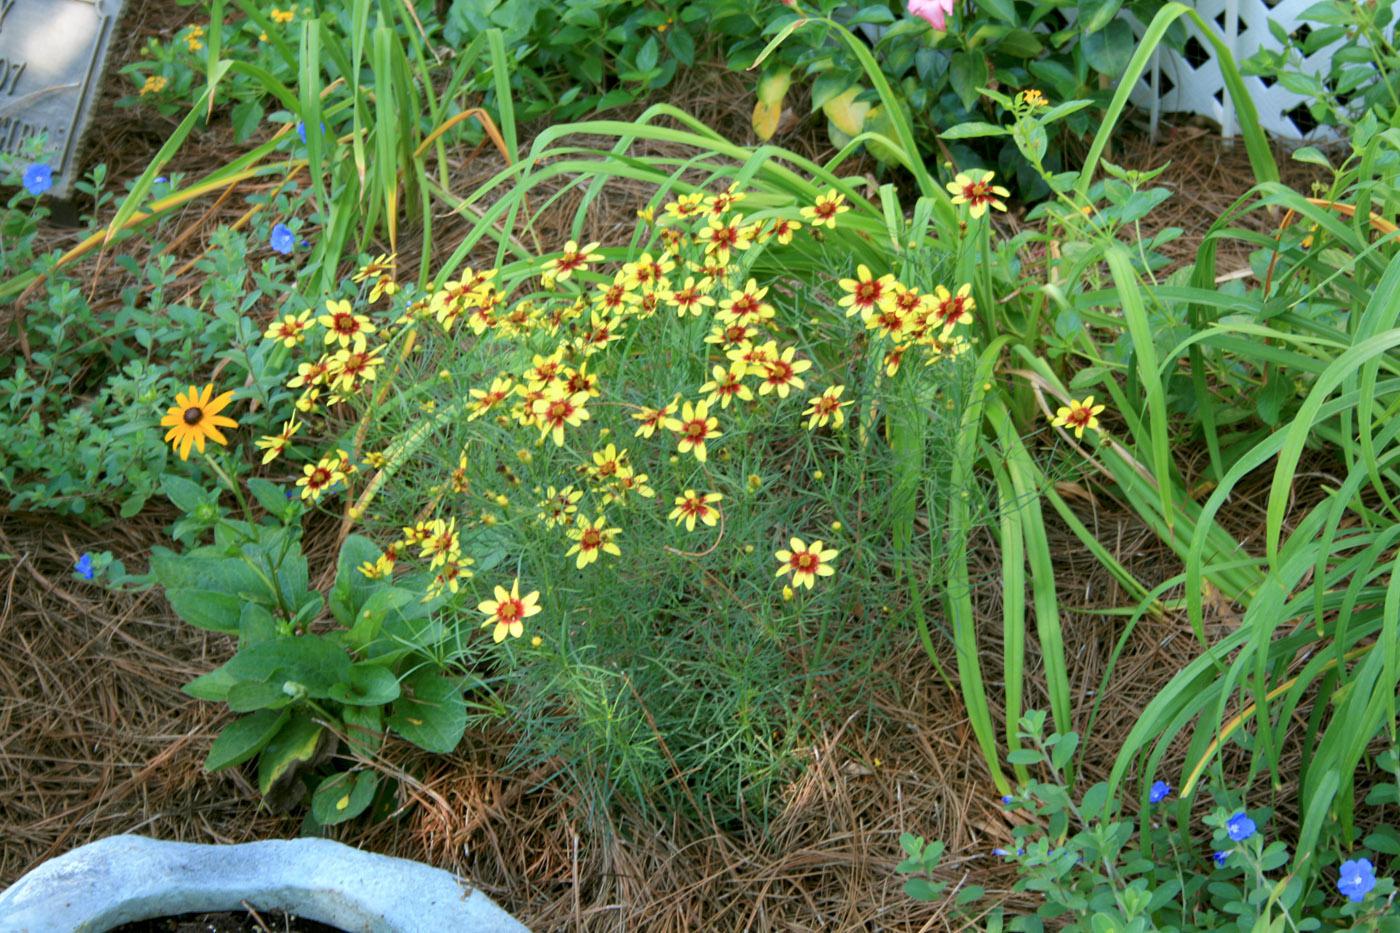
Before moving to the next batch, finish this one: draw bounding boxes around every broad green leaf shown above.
[257,714,324,796]
[328,664,401,707]
[389,669,467,754]
[206,709,289,771]
[311,770,379,825]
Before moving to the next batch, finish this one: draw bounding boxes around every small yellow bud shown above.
[669,455,679,464]
[813,470,824,480]
[782,585,794,601]
[831,521,842,531]
[600,427,611,436]
[494,493,510,507]
[516,449,533,464]
[531,635,542,647]
[439,369,451,380]
[747,474,762,491]
[744,544,754,554]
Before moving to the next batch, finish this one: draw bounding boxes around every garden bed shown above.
[2,0,1394,928]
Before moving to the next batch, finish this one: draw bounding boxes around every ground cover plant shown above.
[3,0,1400,928]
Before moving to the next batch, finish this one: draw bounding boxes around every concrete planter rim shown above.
[0,834,528,933]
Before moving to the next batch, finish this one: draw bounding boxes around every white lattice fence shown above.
[1129,0,1340,140]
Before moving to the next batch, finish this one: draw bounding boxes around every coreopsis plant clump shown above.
[257,179,983,820]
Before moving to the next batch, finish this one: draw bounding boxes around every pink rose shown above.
[908,0,954,31]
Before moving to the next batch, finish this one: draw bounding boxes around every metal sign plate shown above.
[0,0,122,196]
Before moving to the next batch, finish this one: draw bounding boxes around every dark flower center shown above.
[183,407,204,425]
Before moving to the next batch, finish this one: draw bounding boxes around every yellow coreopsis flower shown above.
[478,578,542,642]
[297,455,347,501]
[800,189,849,229]
[160,384,237,461]
[699,363,753,410]
[947,170,1009,219]
[837,264,896,319]
[254,418,300,464]
[531,389,591,446]
[1051,396,1106,439]
[757,346,811,398]
[774,537,838,589]
[264,309,313,347]
[664,399,721,462]
[566,515,622,569]
[632,397,678,438]
[669,490,723,531]
[542,240,603,282]
[318,299,376,352]
[803,386,850,430]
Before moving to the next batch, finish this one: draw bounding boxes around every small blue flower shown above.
[1149,781,1171,804]
[1213,850,1228,868]
[270,223,295,254]
[23,163,53,196]
[1226,811,1256,842]
[1001,794,1014,806]
[1338,858,1376,903]
[295,120,326,144]
[154,176,168,184]
[74,553,94,580]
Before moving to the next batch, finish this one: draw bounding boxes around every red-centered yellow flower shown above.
[716,279,774,326]
[560,361,601,399]
[353,253,394,283]
[318,299,376,352]
[288,356,331,390]
[590,443,627,482]
[567,515,621,569]
[800,189,849,229]
[766,216,803,244]
[728,340,776,371]
[428,555,476,599]
[254,418,300,464]
[838,264,896,319]
[538,485,582,527]
[478,578,542,642]
[703,183,745,217]
[865,303,907,342]
[664,399,721,463]
[774,537,838,589]
[883,344,907,377]
[669,490,723,531]
[419,517,460,568]
[326,347,384,393]
[264,309,313,347]
[699,363,753,410]
[927,283,975,335]
[696,214,752,263]
[468,376,514,421]
[577,310,625,355]
[758,346,811,398]
[664,191,705,221]
[525,350,566,390]
[532,389,591,446]
[542,240,603,282]
[947,170,1009,219]
[705,321,758,349]
[622,251,675,290]
[160,384,238,461]
[358,553,396,580]
[803,386,850,430]
[368,274,398,303]
[604,467,655,505]
[297,455,346,501]
[664,276,716,317]
[633,397,678,439]
[1051,396,1106,438]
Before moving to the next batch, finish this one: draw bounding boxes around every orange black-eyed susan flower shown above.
[947,170,1009,219]
[669,490,723,531]
[567,515,622,569]
[160,384,238,461]
[775,537,838,589]
[478,578,542,642]
[1051,396,1106,439]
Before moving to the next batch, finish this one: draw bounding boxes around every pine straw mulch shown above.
[1,18,1349,926]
